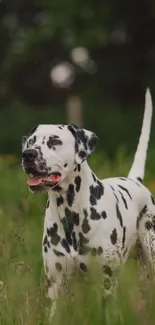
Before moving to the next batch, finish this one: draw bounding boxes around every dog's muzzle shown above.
[22,149,38,173]
[22,149,62,192]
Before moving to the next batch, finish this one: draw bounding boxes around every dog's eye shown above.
[29,139,34,145]
[28,136,36,146]
[52,139,62,146]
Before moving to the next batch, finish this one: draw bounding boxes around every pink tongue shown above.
[27,175,61,186]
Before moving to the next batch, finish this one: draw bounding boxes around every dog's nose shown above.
[22,149,38,160]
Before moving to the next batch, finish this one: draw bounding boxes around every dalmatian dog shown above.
[22,89,155,319]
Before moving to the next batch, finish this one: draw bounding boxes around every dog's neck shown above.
[46,161,102,228]
[48,161,95,206]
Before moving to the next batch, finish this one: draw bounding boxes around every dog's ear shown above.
[68,124,98,164]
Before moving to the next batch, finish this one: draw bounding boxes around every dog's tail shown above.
[128,88,153,182]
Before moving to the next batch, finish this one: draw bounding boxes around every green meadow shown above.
[0,152,155,325]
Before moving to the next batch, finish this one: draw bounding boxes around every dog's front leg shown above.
[102,266,118,299]
[46,274,68,323]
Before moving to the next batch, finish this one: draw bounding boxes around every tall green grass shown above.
[0,155,155,325]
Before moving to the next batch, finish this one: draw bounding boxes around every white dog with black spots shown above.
[22,89,155,320]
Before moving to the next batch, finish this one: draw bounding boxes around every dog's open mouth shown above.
[27,172,61,188]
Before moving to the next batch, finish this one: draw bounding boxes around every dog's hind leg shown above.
[137,199,155,276]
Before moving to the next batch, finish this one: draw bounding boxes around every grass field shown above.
[1,154,155,325]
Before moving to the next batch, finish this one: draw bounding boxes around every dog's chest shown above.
[42,200,102,275]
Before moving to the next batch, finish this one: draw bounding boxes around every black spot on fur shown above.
[136,216,140,230]
[68,124,78,139]
[82,209,90,233]
[137,177,142,183]
[140,205,147,215]
[101,211,107,219]
[120,177,141,188]
[47,223,60,246]
[52,184,62,192]
[82,217,91,233]
[79,150,86,160]
[68,125,97,162]
[112,190,119,203]
[47,136,53,149]
[74,176,81,192]
[57,196,64,207]
[61,217,73,246]
[90,207,101,220]
[91,246,103,256]
[53,249,65,257]
[43,235,50,248]
[136,205,147,229]
[40,162,46,170]
[79,246,91,255]
[88,135,98,151]
[103,265,112,277]
[79,232,89,244]
[91,247,103,256]
[110,185,119,203]
[43,235,48,246]
[118,185,132,200]
[55,262,62,272]
[74,164,81,172]
[90,195,97,206]
[83,209,88,218]
[145,221,152,230]
[110,228,117,245]
[128,178,141,187]
[67,184,75,207]
[47,135,62,149]
[119,177,126,181]
[80,262,87,272]
[151,195,155,205]
[118,191,128,209]
[77,129,88,149]
[65,207,79,226]
[89,181,104,206]
[44,246,48,253]
[122,226,126,249]
[116,203,123,227]
[61,238,71,253]
[98,246,103,255]
[72,231,78,251]
[61,208,79,248]
[79,232,90,255]
[73,213,80,226]
[64,163,68,167]
[92,173,97,182]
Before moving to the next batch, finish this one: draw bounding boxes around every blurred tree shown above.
[1,0,155,155]
[0,0,155,107]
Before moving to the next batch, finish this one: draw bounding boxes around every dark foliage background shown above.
[0,0,155,156]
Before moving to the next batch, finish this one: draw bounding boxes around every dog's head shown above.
[22,124,98,192]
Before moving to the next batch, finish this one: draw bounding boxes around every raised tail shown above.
[128,88,153,181]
